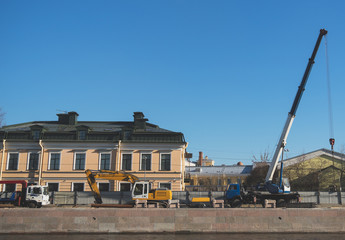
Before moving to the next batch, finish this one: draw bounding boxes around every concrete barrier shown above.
[0,208,344,233]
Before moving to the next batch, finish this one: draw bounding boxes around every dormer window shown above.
[33,131,40,140]
[78,130,87,140]
[76,125,90,141]
[30,125,44,140]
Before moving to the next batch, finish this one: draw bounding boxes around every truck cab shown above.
[26,185,50,208]
[225,183,243,208]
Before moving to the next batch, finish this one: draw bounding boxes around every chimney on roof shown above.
[68,111,79,125]
[133,112,148,130]
[198,151,203,166]
[57,111,79,125]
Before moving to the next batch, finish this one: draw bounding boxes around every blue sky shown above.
[1,1,345,165]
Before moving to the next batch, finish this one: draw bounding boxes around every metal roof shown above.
[186,165,253,176]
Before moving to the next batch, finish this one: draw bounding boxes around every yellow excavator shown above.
[85,169,172,204]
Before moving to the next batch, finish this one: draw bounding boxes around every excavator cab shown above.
[132,182,149,199]
[132,182,172,201]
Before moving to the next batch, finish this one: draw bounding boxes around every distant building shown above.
[0,112,188,192]
[197,151,214,166]
[185,159,196,167]
[281,148,345,191]
[185,162,253,191]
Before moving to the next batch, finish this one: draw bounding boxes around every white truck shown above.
[0,180,50,208]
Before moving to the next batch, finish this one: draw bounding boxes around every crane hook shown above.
[329,138,335,151]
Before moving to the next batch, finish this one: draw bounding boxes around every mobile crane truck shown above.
[0,180,50,208]
[225,29,328,208]
[85,169,173,207]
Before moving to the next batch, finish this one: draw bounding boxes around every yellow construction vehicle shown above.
[85,169,172,205]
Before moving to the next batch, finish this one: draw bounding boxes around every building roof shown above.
[281,148,345,168]
[0,112,186,143]
[186,165,253,177]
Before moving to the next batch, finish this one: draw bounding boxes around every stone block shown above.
[99,223,116,232]
[153,223,175,232]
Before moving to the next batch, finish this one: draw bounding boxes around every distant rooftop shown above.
[186,165,253,176]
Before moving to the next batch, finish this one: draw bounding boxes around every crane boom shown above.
[265,29,328,192]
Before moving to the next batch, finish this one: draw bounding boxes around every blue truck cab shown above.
[225,183,244,208]
[226,183,241,200]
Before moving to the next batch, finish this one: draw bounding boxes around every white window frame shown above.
[73,152,86,170]
[27,152,40,170]
[7,152,19,170]
[159,152,172,171]
[140,152,152,171]
[72,182,85,192]
[97,182,110,192]
[48,152,61,170]
[47,182,60,192]
[158,182,171,190]
[99,152,112,170]
[121,153,132,171]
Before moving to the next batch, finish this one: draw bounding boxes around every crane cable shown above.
[325,35,335,151]
[325,35,338,190]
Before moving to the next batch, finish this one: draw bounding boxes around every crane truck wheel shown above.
[28,202,37,208]
[230,199,242,208]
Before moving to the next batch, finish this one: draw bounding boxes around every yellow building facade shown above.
[0,112,187,192]
[281,149,345,191]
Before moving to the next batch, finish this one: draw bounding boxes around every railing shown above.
[50,191,344,205]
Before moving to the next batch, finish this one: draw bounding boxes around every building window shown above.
[160,154,171,171]
[7,153,19,170]
[140,153,151,171]
[123,130,131,140]
[78,131,87,140]
[74,153,86,170]
[121,154,132,171]
[159,183,171,190]
[28,153,39,170]
[5,184,16,192]
[48,183,59,192]
[99,183,110,192]
[100,153,111,170]
[49,153,60,170]
[73,183,84,192]
[120,183,131,191]
[32,130,41,140]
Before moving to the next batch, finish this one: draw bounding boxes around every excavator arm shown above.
[85,169,139,204]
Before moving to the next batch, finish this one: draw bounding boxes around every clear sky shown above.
[1,1,345,165]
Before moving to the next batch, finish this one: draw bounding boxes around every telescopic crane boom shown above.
[265,29,328,193]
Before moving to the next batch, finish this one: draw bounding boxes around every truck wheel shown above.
[198,203,207,208]
[230,199,242,208]
[28,202,37,208]
[37,203,42,208]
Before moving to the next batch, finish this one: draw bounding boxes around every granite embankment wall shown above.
[0,208,344,233]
